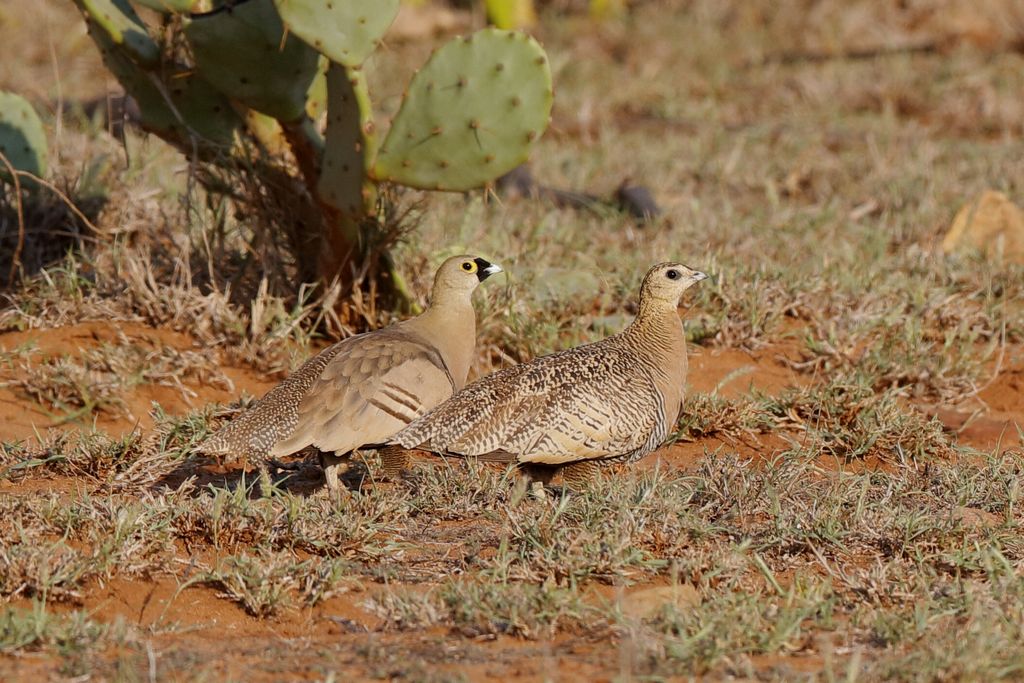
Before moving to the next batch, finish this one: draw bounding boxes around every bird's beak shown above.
[474,258,503,282]
[691,270,708,282]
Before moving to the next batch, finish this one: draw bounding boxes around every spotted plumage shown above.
[393,262,708,488]
[198,255,502,494]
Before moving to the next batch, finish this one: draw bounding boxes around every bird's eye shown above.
[666,269,680,280]
[461,261,477,273]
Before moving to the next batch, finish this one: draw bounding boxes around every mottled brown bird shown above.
[392,262,707,490]
[198,255,502,493]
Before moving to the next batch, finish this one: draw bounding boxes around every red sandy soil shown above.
[928,363,1024,452]
[0,322,1021,680]
[0,321,277,442]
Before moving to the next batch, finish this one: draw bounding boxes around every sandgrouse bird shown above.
[198,255,502,494]
[392,262,707,491]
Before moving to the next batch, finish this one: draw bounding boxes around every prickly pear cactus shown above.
[184,0,320,122]
[318,65,376,215]
[273,0,399,67]
[0,92,48,183]
[75,0,160,67]
[71,0,556,310]
[373,29,553,191]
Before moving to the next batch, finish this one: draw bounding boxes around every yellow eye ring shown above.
[461,261,477,273]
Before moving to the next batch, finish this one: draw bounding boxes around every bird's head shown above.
[639,262,708,308]
[432,255,503,303]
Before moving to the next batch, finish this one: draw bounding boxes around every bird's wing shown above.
[397,344,664,465]
[271,329,456,456]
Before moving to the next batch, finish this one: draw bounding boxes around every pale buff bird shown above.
[392,262,707,490]
[198,255,502,494]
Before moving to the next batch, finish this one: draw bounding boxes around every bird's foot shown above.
[267,458,304,472]
[529,479,549,501]
[313,476,353,500]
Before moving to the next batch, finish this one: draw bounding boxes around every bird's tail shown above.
[195,431,231,457]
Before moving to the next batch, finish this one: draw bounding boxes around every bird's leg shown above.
[521,463,557,500]
[378,444,412,481]
[559,460,602,491]
[318,450,351,496]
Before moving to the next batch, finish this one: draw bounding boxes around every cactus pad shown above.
[0,92,48,183]
[91,29,241,150]
[305,58,329,121]
[273,0,399,67]
[373,29,553,192]
[75,0,160,67]
[133,0,195,11]
[318,65,375,216]
[185,0,320,122]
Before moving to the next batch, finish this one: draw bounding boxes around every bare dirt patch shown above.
[0,322,276,442]
[923,349,1024,452]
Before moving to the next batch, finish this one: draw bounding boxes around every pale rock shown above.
[942,190,1024,264]
[954,506,1001,529]
[620,584,701,620]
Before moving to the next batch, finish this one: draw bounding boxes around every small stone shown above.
[954,506,1001,529]
[621,585,701,620]
[942,190,1024,264]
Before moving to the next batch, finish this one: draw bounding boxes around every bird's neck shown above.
[623,299,685,356]
[407,296,477,389]
[621,300,689,411]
